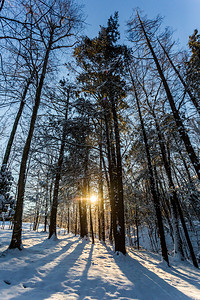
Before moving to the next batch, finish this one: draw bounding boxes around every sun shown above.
[90,194,98,204]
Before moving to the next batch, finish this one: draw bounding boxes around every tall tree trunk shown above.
[49,88,70,239]
[137,12,200,180]
[135,205,139,250]
[173,136,193,184]
[44,191,48,232]
[130,73,169,265]
[67,207,70,234]
[146,65,199,268]
[110,95,126,255]
[80,147,89,239]
[109,211,113,243]
[9,30,54,249]
[33,208,39,231]
[79,199,84,237]
[175,198,199,267]
[80,147,89,238]
[99,141,105,242]
[75,203,78,236]
[103,108,117,243]
[80,195,88,238]
[44,172,49,232]
[2,77,32,166]
[158,39,200,115]
[89,198,94,244]
[151,111,185,260]
[0,0,5,13]
[98,205,101,240]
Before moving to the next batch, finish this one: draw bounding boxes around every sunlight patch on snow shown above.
[128,248,200,299]
[36,239,81,278]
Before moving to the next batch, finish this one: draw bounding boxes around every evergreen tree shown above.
[187,29,200,103]
[74,12,127,254]
[0,165,14,217]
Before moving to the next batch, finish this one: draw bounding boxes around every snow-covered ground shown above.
[0,223,199,300]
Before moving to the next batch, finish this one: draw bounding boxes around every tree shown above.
[127,12,200,181]
[49,82,71,239]
[74,12,126,254]
[128,69,169,265]
[0,165,14,218]
[187,29,200,107]
[9,0,83,249]
[0,0,5,13]
[157,38,200,115]
[127,13,199,267]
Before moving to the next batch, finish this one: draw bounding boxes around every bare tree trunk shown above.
[0,0,5,13]
[67,207,70,234]
[89,201,94,244]
[158,39,200,115]
[9,30,54,249]
[79,151,89,239]
[44,173,49,232]
[137,12,200,180]
[173,136,193,183]
[98,205,101,240]
[135,206,139,250]
[2,76,33,166]
[109,211,113,243]
[49,88,70,239]
[44,194,48,232]
[75,203,78,236]
[151,111,185,260]
[79,199,84,237]
[33,208,39,231]
[139,21,199,267]
[99,142,105,242]
[130,72,169,265]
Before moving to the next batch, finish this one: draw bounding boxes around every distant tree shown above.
[0,164,14,218]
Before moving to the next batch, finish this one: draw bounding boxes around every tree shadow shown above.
[1,239,196,300]
[0,235,82,290]
[168,266,200,290]
[129,248,200,291]
[0,235,78,264]
[103,244,193,300]
[3,239,89,300]
[77,243,94,299]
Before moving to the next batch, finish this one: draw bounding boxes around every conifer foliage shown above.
[0,165,14,217]
[74,12,127,254]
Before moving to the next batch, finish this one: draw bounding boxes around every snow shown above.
[0,223,199,300]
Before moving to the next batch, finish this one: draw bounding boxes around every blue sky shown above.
[79,0,200,48]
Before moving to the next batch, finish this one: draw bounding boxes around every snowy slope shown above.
[0,223,199,300]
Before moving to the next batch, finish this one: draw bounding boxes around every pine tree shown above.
[0,165,14,217]
[187,29,200,103]
[74,12,127,254]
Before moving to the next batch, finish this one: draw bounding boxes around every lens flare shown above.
[90,195,98,204]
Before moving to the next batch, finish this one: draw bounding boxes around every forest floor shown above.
[0,223,199,300]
